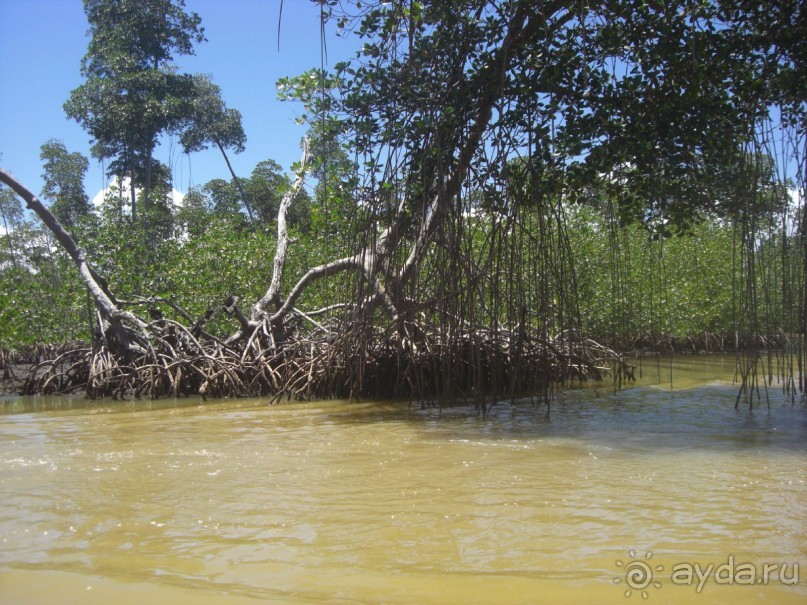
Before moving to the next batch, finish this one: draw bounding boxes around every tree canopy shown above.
[307,0,803,233]
[39,140,91,229]
[64,0,205,220]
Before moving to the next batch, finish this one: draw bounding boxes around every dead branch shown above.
[251,139,310,321]
[0,168,148,357]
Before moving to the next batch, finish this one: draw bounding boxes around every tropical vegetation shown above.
[1,0,803,407]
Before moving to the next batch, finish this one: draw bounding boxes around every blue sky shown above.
[0,0,360,202]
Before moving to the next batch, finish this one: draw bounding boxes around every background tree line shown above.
[0,145,796,351]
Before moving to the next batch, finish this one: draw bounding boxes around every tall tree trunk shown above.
[117,176,125,222]
[143,144,152,214]
[802,194,807,394]
[216,141,255,224]
[128,152,137,222]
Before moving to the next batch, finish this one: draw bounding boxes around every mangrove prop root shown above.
[8,324,635,405]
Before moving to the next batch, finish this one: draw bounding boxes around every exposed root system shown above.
[13,324,633,407]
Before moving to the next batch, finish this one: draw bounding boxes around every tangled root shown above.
[16,322,632,406]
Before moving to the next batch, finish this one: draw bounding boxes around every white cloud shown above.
[91,176,184,209]
[788,186,802,208]
[786,186,803,236]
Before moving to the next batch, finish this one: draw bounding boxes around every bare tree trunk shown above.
[251,139,310,319]
[128,151,137,222]
[144,143,152,213]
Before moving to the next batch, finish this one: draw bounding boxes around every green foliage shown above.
[196,163,313,230]
[276,68,358,235]
[315,0,802,235]
[81,0,204,74]
[39,140,91,228]
[0,176,797,350]
[246,159,312,229]
[203,178,242,217]
[568,208,740,346]
[306,119,360,235]
[246,159,291,224]
[65,0,205,219]
[175,185,212,237]
[180,74,246,155]
[153,216,274,333]
[3,0,802,360]
[0,186,24,270]
[0,186,92,348]
[178,73,253,220]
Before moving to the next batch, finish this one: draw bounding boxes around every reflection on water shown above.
[0,355,805,604]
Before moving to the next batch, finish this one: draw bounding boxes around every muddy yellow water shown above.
[1,355,805,604]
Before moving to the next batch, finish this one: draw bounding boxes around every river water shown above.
[0,355,805,604]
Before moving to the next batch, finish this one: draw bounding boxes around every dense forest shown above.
[1,0,804,407]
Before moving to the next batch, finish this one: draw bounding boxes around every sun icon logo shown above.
[614,550,663,599]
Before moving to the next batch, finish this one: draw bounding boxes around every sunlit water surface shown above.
[1,355,805,604]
